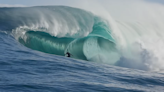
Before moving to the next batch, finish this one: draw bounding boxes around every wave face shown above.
[0,6,120,65]
[2,2,164,72]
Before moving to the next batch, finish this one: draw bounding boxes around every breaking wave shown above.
[1,1,164,72]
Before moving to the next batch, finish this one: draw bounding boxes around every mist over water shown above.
[68,0,164,71]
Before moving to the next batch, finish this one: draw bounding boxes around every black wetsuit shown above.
[66,52,71,57]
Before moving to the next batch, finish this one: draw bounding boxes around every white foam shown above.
[67,0,164,71]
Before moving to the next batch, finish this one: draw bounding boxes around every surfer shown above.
[65,52,73,57]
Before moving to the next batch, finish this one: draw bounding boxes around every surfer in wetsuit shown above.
[65,52,72,57]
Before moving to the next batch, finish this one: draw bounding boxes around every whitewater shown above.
[0,0,164,92]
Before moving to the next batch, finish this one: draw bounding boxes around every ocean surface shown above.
[0,5,164,92]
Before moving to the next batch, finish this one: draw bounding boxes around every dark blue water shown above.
[1,32,164,92]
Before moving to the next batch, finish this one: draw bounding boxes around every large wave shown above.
[1,0,164,72]
[0,6,120,65]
